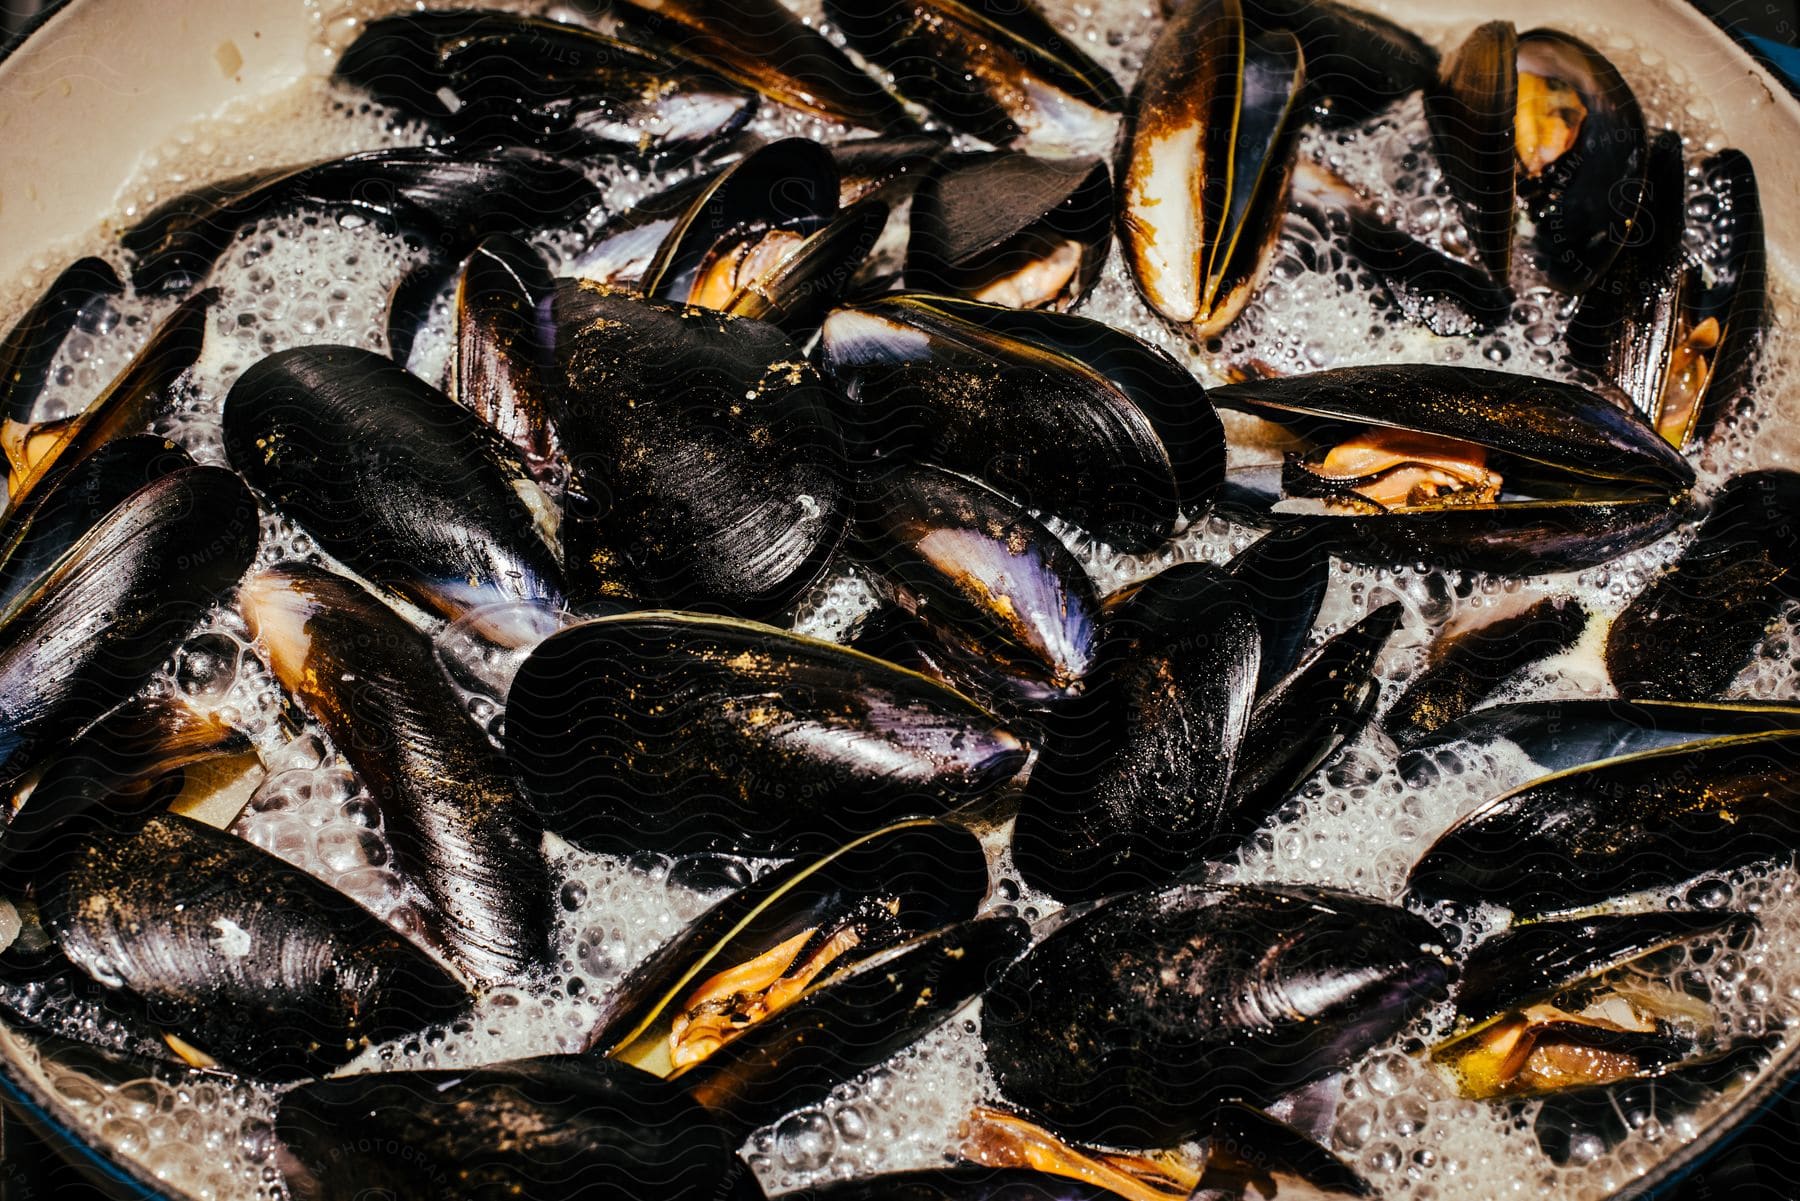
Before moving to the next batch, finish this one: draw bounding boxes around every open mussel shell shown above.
[1425,21,1518,283]
[454,233,558,478]
[982,883,1452,1146]
[1606,470,1800,699]
[276,1055,746,1201]
[1514,29,1647,294]
[605,0,913,133]
[1122,1,1306,338]
[334,9,755,156]
[1531,1034,1777,1167]
[1455,911,1755,1030]
[1244,0,1437,126]
[1385,596,1588,750]
[242,564,551,985]
[825,0,1123,150]
[0,693,246,884]
[820,293,1221,553]
[1406,730,1800,915]
[504,611,1028,855]
[594,820,987,1073]
[907,153,1111,312]
[40,813,467,1080]
[223,344,564,627]
[0,466,258,786]
[680,912,1029,1130]
[1671,149,1768,449]
[121,146,599,294]
[856,465,1102,704]
[788,1168,1133,1200]
[833,135,951,205]
[1012,565,1260,902]
[0,257,121,463]
[546,283,848,617]
[0,434,191,617]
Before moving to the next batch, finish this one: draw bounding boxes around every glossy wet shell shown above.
[982,883,1451,1145]
[40,814,468,1081]
[504,612,1028,855]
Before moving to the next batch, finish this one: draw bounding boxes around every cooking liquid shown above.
[2,3,1799,1200]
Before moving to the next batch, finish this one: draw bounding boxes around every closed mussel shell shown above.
[455,233,558,477]
[242,565,551,985]
[545,283,848,617]
[40,813,468,1081]
[981,883,1451,1145]
[855,465,1102,704]
[0,466,258,786]
[276,1055,744,1201]
[1244,0,1437,126]
[1424,21,1518,283]
[504,611,1028,855]
[594,820,988,1075]
[224,344,564,628]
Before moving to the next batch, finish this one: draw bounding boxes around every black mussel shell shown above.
[569,172,718,289]
[1229,601,1402,826]
[41,813,467,1080]
[0,971,195,1070]
[1245,0,1437,126]
[1407,730,1800,914]
[0,466,258,787]
[1385,596,1587,750]
[0,693,245,884]
[681,913,1029,1130]
[821,294,1221,554]
[1456,910,1755,1029]
[0,257,121,448]
[385,254,457,370]
[456,233,558,477]
[1398,697,1800,774]
[242,565,550,984]
[0,434,192,617]
[908,153,1111,312]
[0,287,209,520]
[1532,1036,1777,1167]
[1676,149,1767,450]
[1566,131,1690,426]
[1122,1,1306,337]
[546,283,848,617]
[789,1168,1132,1200]
[1333,495,1689,576]
[277,1055,744,1201]
[826,0,1123,150]
[122,146,599,294]
[1606,470,1800,699]
[856,465,1102,703]
[982,883,1451,1145]
[594,820,988,1071]
[606,0,913,133]
[334,10,755,155]
[224,344,564,627]
[1425,21,1518,283]
[505,611,1028,855]
[1225,522,1336,690]
[1012,565,1260,901]
[1515,29,1647,294]
[833,134,952,205]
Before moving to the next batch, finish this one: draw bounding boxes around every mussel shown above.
[277,1055,747,1200]
[334,10,756,155]
[1407,730,1800,914]
[907,153,1112,311]
[982,883,1452,1145]
[545,283,848,616]
[1244,0,1437,126]
[224,344,565,632]
[452,233,559,479]
[825,0,1124,151]
[1212,364,1694,572]
[820,294,1222,554]
[1121,0,1306,339]
[504,611,1028,855]
[1425,24,1647,290]
[855,465,1102,705]
[1011,564,1260,901]
[1384,596,1588,750]
[40,813,467,1079]
[242,564,551,984]
[1224,522,1336,690]
[122,146,600,294]
[788,1168,1129,1200]
[0,466,258,786]
[0,257,122,484]
[1606,470,1800,699]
